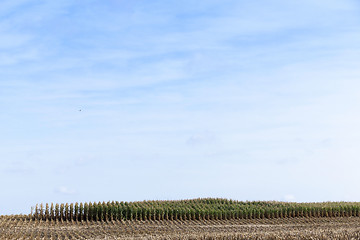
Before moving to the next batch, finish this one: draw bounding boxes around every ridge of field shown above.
[30,198,360,221]
[1,215,360,239]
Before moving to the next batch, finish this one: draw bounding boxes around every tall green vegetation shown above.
[31,198,360,221]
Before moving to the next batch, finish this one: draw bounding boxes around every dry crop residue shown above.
[1,215,360,239]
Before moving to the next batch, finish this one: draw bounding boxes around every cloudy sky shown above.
[1,0,360,215]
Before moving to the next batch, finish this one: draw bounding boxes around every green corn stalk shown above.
[80,203,84,221]
[65,203,69,221]
[87,202,92,221]
[74,203,79,221]
[69,203,74,221]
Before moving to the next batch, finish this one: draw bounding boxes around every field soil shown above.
[1,215,360,239]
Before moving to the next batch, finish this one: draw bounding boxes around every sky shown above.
[1,0,360,215]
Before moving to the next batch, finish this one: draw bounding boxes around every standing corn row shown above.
[31,198,360,222]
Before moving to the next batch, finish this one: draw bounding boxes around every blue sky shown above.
[1,0,360,214]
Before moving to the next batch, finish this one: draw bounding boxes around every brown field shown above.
[1,215,360,239]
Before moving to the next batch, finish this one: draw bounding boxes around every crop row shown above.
[31,198,360,221]
[3,215,360,239]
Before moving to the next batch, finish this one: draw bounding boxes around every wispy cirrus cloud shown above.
[56,186,77,195]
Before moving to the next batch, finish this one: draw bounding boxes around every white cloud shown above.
[284,194,296,202]
[56,186,76,195]
[187,132,217,146]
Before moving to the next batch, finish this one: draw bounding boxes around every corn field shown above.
[31,198,360,221]
[2,214,360,239]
